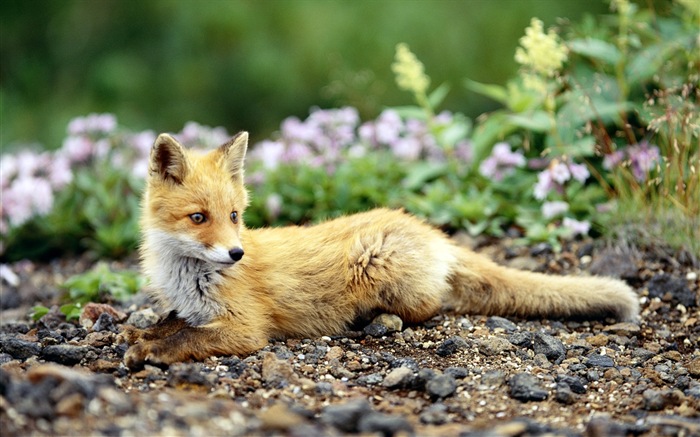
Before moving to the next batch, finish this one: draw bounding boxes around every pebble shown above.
[0,336,41,360]
[555,382,576,404]
[478,336,515,356]
[262,352,298,388]
[357,411,413,435]
[382,366,414,389]
[363,323,388,338]
[436,336,468,357]
[556,374,587,394]
[92,312,117,333]
[258,403,305,431]
[647,273,696,307]
[584,354,615,368]
[686,358,700,377]
[79,303,127,330]
[371,314,403,332]
[603,322,640,337]
[321,399,372,433]
[485,316,518,332]
[425,374,457,399]
[508,373,549,402]
[41,345,89,365]
[125,308,160,329]
[533,331,566,364]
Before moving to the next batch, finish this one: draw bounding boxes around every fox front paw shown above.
[124,341,173,370]
[117,325,146,345]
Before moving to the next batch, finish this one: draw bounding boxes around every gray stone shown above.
[436,336,468,357]
[479,336,515,356]
[533,332,566,364]
[321,399,372,433]
[371,313,403,332]
[425,374,457,399]
[125,308,159,329]
[382,366,414,389]
[358,412,413,435]
[485,316,518,332]
[363,323,388,338]
[508,373,549,402]
[41,344,88,365]
[0,336,41,360]
[585,354,615,368]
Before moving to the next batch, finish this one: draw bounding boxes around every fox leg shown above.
[123,316,269,370]
[118,311,187,345]
[349,231,450,324]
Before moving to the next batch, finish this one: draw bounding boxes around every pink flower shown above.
[391,137,422,161]
[534,170,553,200]
[62,136,94,163]
[479,143,525,181]
[541,201,569,219]
[602,150,625,170]
[569,162,589,183]
[562,217,590,237]
[550,161,571,184]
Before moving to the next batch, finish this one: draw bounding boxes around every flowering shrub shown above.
[0,115,231,261]
[2,1,696,262]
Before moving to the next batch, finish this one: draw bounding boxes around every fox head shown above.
[141,132,249,266]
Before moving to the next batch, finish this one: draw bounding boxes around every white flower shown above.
[542,201,569,219]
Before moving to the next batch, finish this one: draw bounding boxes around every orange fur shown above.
[122,132,639,369]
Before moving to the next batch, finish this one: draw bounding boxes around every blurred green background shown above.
[1,0,607,150]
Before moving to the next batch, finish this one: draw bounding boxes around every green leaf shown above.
[60,303,82,321]
[30,305,50,321]
[402,162,448,191]
[568,38,622,65]
[428,83,450,109]
[507,111,553,132]
[464,79,508,105]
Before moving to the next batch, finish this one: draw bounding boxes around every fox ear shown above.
[219,131,248,180]
[150,134,188,183]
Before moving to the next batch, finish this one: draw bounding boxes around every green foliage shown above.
[61,262,144,304]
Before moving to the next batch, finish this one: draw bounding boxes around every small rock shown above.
[508,373,549,402]
[321,399,372,433]
[481,370,506,387]
[425,374,457,399]
[647,274,696,307]
[508,332,533,347]
[356,373,383,386]
[485,316,518,332]
[372,314,403,332]
[586,334,610,347]
[420,403,448,425]
[687,358,700,377]
[262,352,298,388]
[444,366,469,379]
[533,332,566,364]
[436,336,468,357]
[642,388,684,411]
[358,412,413,436]
[556,374,587,394]
[167,363,215,389]
[363,323,388,338]
[325,346,344,361]
[603,322,640,337]
[479,336,514,356]
[259,403,305,431]
[585,354,615,368]
[0,336,41,360]
[41,344,88,365]
[382,366,414,389]
[79,303,127,330]
[92,312,117,333]
[554,382,576,404]
[124,308,159,329]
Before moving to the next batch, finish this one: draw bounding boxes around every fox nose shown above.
[228,247,244,262]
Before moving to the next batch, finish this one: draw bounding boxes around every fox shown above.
[120,131,639,369]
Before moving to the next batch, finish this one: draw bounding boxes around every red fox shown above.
[121,132,639,369]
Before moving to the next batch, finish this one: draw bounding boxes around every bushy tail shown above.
[446,248,639,321]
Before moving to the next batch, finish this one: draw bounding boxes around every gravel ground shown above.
[1,238,699,437]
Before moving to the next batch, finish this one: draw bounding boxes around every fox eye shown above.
[230,211,239,224]
[189,213,206,224]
